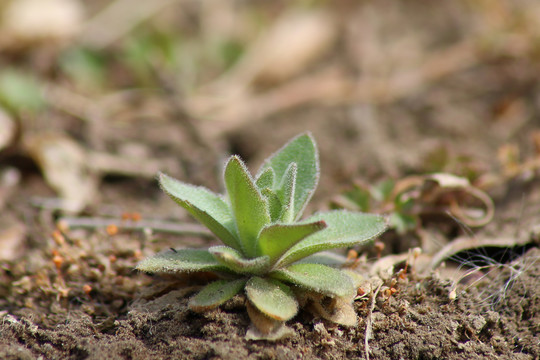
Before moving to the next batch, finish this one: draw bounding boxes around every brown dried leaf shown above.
[24,132,97,212]
[0,167,21,210]
[0,107,16,151]
[371,252,433,278]
[245,300,294,341]
[0,0,84,46]
[0,217,26,261]
[309,295,357,327]
[429,235,536,271]
[395,173,495,227]
[227,9,337,86]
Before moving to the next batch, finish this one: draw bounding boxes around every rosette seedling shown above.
[136,133,387,339]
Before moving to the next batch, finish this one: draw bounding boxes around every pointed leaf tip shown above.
[278,162,297,223]
[224,156,271,257]
[255,167,275,190]
[158,173,240,250]
[209,246,270,274]
[277,210,388,267]
[256,220,327,263]
[257,133,319,220]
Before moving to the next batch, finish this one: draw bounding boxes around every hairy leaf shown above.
[257,133,319,220]
[159,173,240,250]
[245,277,298,321]
[261,188,282,222]
[225,156,271,257]
[270,263,355,298]
[277,163,297,222]
[256,221,326,263]
[342,269,364,289]
[255,167,275,190]
[189,279,246,312]
[277,210,387,267]
[136,249,227,274]
[295,251,348,266]
[209,246,270,274]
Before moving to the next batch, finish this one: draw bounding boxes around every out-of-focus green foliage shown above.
[0,69,45,112]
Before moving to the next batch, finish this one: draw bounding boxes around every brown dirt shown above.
[1,247,539,360]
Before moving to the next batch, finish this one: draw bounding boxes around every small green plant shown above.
[137,133,387,339]
[332,179,418,234]
[332,172,494,234]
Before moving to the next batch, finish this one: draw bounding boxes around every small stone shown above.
[468,314,487,333]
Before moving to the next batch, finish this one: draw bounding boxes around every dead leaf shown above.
[0,167,21,210]
[87,150,180,179]
[309,297,357,327]
[228,9,337,86]
[429,235,536,271]
[79,0,179,48]
[424,173,495,227]
[394,173,495,227]
[245,301,294,341]
[0,0,84,46]
[370,252,433,278]
[0,216,26,261]
[0,108,16,151]
[191,67,350,138]
[24,132,97,212]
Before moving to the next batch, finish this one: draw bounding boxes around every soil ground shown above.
[0,0,540,359]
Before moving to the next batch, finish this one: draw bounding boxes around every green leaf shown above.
[257,133,319,220]
[277,163,297,223]
[342,185,371,212]
[0,69,45,112]
[209,246,270,275]
[245,277,298,321]
[342,269,365,289]
[256,221,326,263]
[159,173,240,250]
[277,210,387,267]
[255,167,275,190]
[261,188,282,223]
[224,156,271,258]
[295,251,349,266]
[371,179,395,202]
[60,48,106,91]
[270,263,355,298]
[136,249,227,274]
[189,279,246,312]
[389,212,418,234]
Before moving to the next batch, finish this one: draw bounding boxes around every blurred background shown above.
[0,0,539,215]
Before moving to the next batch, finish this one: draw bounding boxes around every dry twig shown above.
[58,216,212,237]
[79,0,182,48]
[364,282,383,360]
